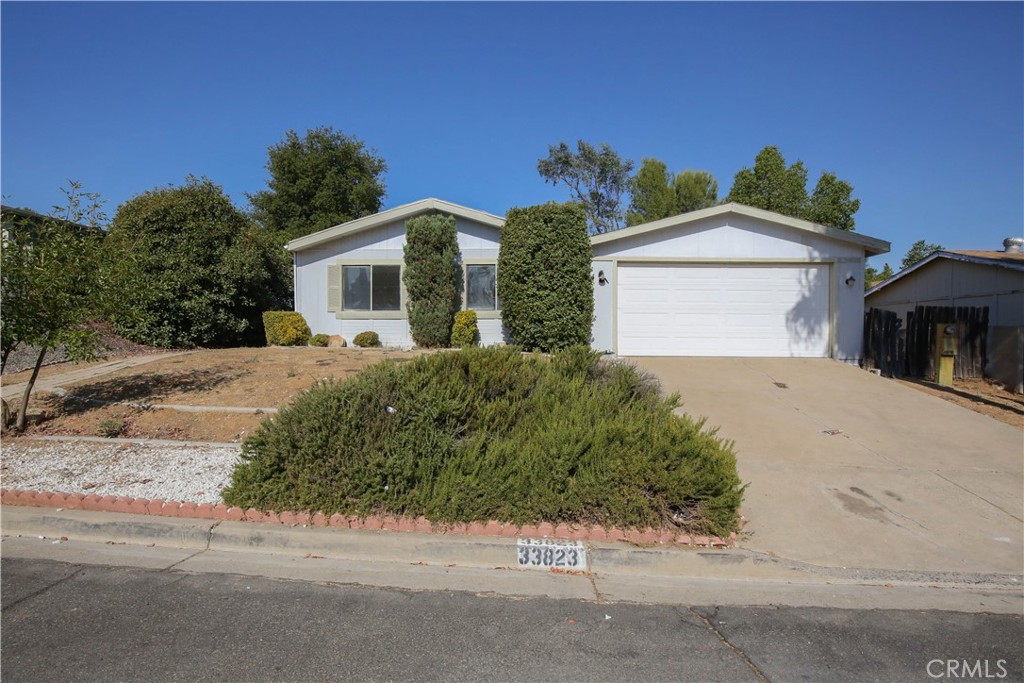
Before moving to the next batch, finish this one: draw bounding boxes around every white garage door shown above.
[617,263,831,357]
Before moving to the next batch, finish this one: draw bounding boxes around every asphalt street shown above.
[2,557,1021,683]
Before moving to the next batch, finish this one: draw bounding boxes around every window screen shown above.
[467,264,497,310]
[342,264,401,311]
[371,265,401,311]
[342,266,371,311]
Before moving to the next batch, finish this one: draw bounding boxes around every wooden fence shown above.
[864,305,989,380]
[863,308,904,378]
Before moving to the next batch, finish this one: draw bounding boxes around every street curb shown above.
[0,487,738,548]
[0,507,810,585]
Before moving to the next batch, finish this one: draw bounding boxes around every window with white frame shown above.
[342,264,401,311]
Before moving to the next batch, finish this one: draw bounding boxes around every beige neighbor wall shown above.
[866,259,1024,392]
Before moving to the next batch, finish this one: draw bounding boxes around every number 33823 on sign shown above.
[516,539,588,571]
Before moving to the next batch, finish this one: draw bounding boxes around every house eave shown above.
[285,198,505,252]
[590,202,891,257]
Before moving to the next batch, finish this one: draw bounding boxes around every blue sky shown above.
[2,2,1021,268]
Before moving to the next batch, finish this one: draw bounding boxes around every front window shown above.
[466,264,498,311]
[343,264,400,311]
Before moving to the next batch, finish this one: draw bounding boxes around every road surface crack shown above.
[163,520,221,571]
[684,605,769,683]
[2,565,84,611]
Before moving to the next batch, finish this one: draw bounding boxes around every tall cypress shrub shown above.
[403,213,460,347]
[497,203,593,351]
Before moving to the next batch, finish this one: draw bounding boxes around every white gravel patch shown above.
[1,439,241,504]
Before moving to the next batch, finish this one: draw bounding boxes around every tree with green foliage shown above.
[626,161,719,226]
[497,203,593,351]
[727,146,861,231]
[105,176,290,349]
[674,169,719,214]
[537,140,634,235]
[403,213,460,347]
[726,146,809,218]
[1,183,107,431]
[626,158,676,226]
[806,172,860,231]
[901,240,944,269]
[864,262,894,290]
[249,126,387,241]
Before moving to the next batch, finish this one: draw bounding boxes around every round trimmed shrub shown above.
[353,331,381,348]
[497,202,593,351]
[310,333,330,347]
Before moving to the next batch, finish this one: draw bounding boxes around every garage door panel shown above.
[617,264,830,357]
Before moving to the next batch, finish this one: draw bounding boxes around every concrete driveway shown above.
[631,358,1023,576]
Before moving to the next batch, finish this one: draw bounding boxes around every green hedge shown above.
[403,213,460,347]
[263,311,311,346]
[310,333,330,347]
[223,346,743,536]
[497,203,593,351]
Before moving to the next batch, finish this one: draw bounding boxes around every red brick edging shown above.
[0,487,737,548]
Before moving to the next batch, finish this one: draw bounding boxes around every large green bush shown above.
[223,346,743,536]
[497,203,593,351]
[403,213,460,347]
[104,176,290,348]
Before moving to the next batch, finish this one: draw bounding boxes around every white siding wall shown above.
[591,214,867,361]
[293,216,506,347]
[591,260,614,352]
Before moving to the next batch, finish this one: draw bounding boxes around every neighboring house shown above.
[865,239,1024,392]
[1,204,101,243]
[286,199,890,360]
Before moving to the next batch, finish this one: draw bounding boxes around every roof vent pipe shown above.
[1003,237,1024,253]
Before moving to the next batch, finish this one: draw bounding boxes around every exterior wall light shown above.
[598,270,608,286]
[845,275,856,287]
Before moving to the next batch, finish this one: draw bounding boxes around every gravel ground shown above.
[0,439,240,504]
[3,345,70,374]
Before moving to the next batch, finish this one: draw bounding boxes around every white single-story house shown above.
[285,198,890,360]
[865,240,1024,390]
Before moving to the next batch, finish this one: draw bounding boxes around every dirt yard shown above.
[894,376,1024,429]
[17,347,426,443]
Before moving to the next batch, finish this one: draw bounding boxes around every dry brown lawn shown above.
[20,347,428,443]
[894,376,1024,429]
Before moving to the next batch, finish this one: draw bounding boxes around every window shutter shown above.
[327,263,342,312]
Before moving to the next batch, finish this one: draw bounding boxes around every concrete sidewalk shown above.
[2,507,1020,615]
[632,358,1024,576]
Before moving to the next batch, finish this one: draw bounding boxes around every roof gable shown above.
[865,249,1024,297]
[285,198,504,252]
[590,203,890,256]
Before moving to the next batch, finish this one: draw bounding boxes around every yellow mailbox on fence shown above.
[935,324,958,386]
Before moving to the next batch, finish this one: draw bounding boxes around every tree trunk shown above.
[15,346,46,432]
[1,398,10,433]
